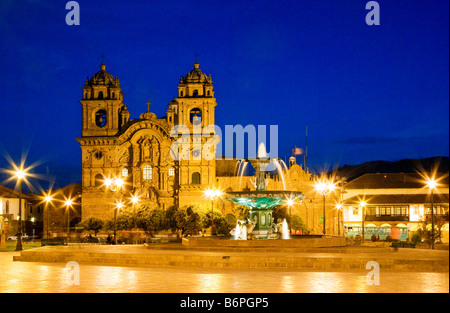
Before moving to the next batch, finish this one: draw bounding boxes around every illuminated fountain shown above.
[225,143,304,240]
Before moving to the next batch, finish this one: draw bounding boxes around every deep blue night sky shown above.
[0,0,448,190]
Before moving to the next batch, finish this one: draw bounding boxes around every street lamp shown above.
[105,177,124,192]
[64,198,74,238]
[314,179,336,235]
[14,168,27,251]
[285,198,295,235]
[130,194,140,244]
[359,200,367,245]
[204,188,223,236]
[335,203,343,236]
[44,193,53,239]
[104,176,125,244]
[114,201,124,245]
[425,178,438,249]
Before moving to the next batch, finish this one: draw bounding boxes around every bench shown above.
[391,241,415,249]
[41,237,68,246]
[148,237,162,244]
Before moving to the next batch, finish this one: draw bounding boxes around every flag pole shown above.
[304,125,308,173]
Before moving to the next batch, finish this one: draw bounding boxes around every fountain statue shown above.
[226,143,304,240]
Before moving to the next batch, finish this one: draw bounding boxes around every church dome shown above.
[89,63,120,87]
[182,62,212,84]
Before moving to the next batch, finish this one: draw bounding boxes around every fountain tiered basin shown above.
[223,143,304,239]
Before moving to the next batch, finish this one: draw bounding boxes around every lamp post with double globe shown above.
[314,179,336,235]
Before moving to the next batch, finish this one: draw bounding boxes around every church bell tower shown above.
[80,62,128,137]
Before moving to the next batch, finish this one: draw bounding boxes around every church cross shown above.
[145,100,152,112]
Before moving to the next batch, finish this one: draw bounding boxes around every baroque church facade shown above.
[77,61,217,220]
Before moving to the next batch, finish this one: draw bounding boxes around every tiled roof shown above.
[344,173,449,189]
[0,185,33,199]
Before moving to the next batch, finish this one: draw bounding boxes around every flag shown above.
[292,146,305,156]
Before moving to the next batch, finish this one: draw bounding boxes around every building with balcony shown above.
[341,173,449,243]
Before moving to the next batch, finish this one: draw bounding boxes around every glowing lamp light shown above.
[44,195,53,203]
[115,178,124,188]
[204,188,223,199]
[15,169,26,180]
[285,198,295,207]
[426,178,438,190]
[314,182,327,193]
[65,199,74,207]
[104,178,113,187]
[131,195,140,204]
[327,182,336,192]
[104,177,124,191]
[314,180,336,195]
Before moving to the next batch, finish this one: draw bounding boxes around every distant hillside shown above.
[332,156,449,182]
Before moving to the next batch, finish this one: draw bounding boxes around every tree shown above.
[175,205,204,236]
[145,207,166,235]
[80,217,104,236]
[289,215,307,233]
[204,210,234,236]
[272,206,289,224]
[417,214,448,245]
[165,205,179,233]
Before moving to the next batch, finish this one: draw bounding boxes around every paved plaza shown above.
[1,244,448,293]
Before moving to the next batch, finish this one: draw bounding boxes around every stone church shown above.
[76,61,336,234]
[77,61,217,220]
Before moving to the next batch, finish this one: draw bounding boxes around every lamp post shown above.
[44,193,53,239]
[64,198,74,239]
[360,200,367,245]
[314,179,336,235]
[130,194,140,244]
[425,178,437,249]
[204,188,223,236]
[285,198,295,235]
[114,201,124,245]
[104,177,124,244]
[335,204,342,236]
[14,168,26,251]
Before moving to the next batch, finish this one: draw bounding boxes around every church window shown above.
[191,172,201,184]
[168,167,175,176]
[95,110,107,127]
[98,91,104,99]
[85,92,88,99]
[189,108,202,125]
[122,168,129,177]
[143,165,152,180]
[193,90,198,97]
[6,200,9,214]
[94,174,103,187]
[94,151,103,159]
[112,92,115,99]
[180,90,184,97]
[207,90,210,96]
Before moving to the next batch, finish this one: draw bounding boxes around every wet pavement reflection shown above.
[0,252,448,293]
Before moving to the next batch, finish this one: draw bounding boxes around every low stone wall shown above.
[13,245,449,272]
[182,236,347,248]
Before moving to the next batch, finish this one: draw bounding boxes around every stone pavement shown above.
[12,244,449,272]
[1,251,448,293]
